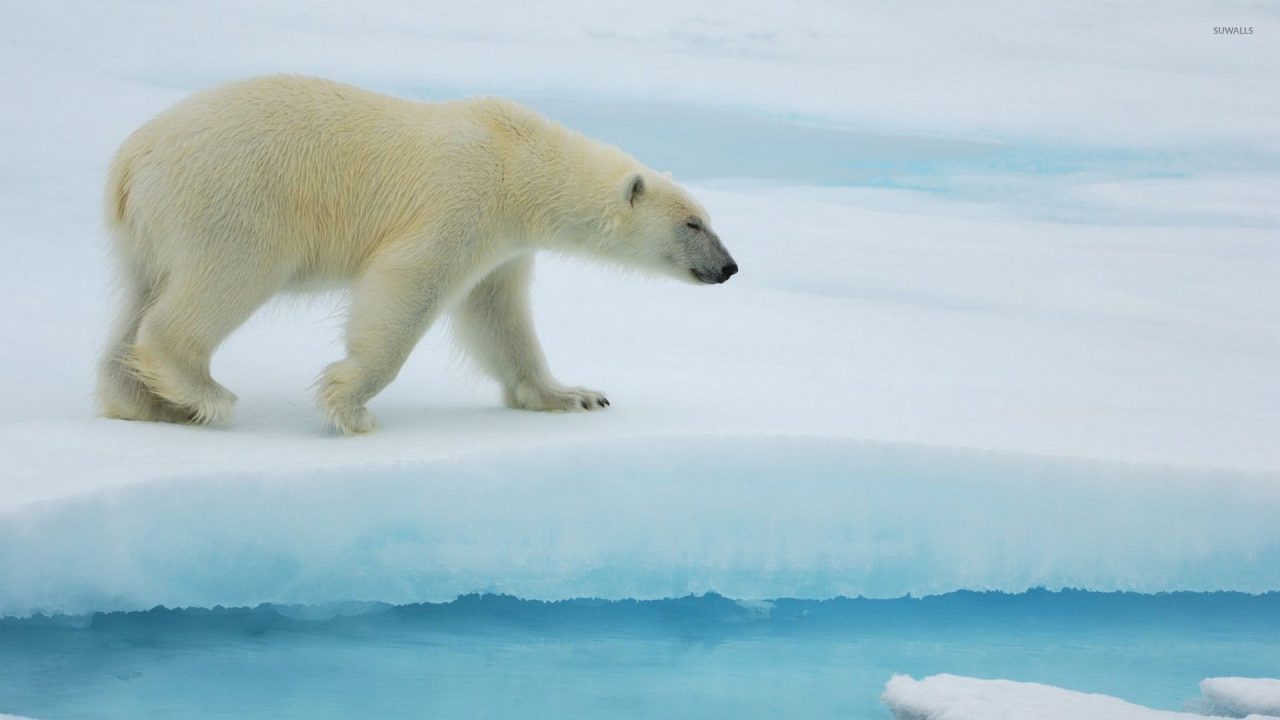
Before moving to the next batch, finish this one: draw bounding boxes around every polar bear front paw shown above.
[325,403,378,435]
[505,381,610,413]
[317,359,381,434]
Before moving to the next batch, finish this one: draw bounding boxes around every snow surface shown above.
[883,674,1214,720]
[1,1,1278,614]
[1199,678,1280,718]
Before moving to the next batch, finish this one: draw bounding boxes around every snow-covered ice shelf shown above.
[2,0,1279,620]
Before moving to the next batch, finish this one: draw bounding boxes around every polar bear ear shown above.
[622,173,645,207]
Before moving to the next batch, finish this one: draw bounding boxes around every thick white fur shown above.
[97,75,734,433]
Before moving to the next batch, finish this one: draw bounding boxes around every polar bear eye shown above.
[685,218,703,231]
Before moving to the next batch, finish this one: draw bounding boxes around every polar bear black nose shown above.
[720,263,738,281]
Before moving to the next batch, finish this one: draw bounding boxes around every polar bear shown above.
[96,75,737,434]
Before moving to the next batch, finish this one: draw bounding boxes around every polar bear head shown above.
[597,171,738,285]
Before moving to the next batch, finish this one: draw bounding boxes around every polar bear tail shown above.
[106,146,131,227]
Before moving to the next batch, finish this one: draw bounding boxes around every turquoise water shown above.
[3,590,1277,719]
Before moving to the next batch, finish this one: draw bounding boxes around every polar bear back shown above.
[108,75,616,286]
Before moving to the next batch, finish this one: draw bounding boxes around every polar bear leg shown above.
[129,265,281,425]
[97,269,190,423]
[453,256,608,413]
[316,249,445,435]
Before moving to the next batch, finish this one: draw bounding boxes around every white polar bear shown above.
[97,75,737,434]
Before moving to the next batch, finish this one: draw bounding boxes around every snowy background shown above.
[0,1,1278,717]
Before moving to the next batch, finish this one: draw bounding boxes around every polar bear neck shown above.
[474,98,643,253]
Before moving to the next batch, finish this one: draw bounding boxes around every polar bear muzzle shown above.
[685,226,738,284]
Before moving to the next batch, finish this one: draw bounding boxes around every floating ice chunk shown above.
[882,674,1220,720]
[1199,678,1280,718]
